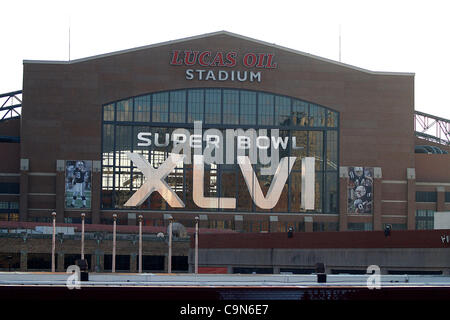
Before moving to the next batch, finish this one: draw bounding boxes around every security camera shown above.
[288,226,294,238]
[384,224,392,237]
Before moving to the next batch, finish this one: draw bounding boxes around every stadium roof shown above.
[23,30,414,77]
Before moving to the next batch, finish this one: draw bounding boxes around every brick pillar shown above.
[95,250,104,272]
[407,168,416,230]
[91,161,101,224]
[56,160,65,223]
[164,255,168,273]
[269,216,278,232]
[437,186,445,212]
[373,167,382,231]
[128,213,136,226]
[199,214,208,229]
[339,167,348,231]
[20,250,27,271]
[19,159,29,221]
[234,215,243,232]
[57,252,65,272]
[304,216,313,232]
[130,253,137,273]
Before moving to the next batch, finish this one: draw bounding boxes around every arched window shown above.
[101,88,339,214]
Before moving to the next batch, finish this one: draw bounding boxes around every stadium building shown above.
[0,31,449,274]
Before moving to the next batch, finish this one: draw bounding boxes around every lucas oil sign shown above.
[125,122,315,210]
[169,50,277,83]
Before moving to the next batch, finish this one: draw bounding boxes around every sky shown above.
[1,0,449,119]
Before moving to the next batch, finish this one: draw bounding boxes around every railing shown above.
[0,231,190,242]
[0,90,22,121]
[415,111,450,146]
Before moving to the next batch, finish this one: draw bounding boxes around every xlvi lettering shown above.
[124,152,315,210]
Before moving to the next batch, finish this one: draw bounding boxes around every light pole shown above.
[195,216,199,274]
[51,211,56,272]
[138,215,143,273]
[112,214,117,273]
[81,213,85,260]
[168,216,173,273]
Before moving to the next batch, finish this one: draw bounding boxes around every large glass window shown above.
[188,89,204,122]
[116,99,133,122]
[0,183,20,194]
[324,172,338,213]
[258,93,274,125]
[292,100,308,126]
[152,92,168,122]
[0,200,19,222]
[169,91,186,123]
[326,131,338,171]
[327,110,338,127]
[205,89,221,124]
[313,222,339,232]
[240,91,256,125]
[223,90,239,125]
[114,126,132,167]
[348,222,373,231]
[416,209,434,230]
[416,191,437,202]
[309,131,323,171]
[275,96,290,126]
[310,103,326,127]
[134,95,151,122]
[102,124,114,167]
[103,103,115,121]
[102,88,339,214]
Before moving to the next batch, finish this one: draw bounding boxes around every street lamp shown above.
[81,213,85,260]
[51,211,56,272]
[168,216,173,273]
[112,214,117,273]
[195,216,199,274]
[138,215,143,273]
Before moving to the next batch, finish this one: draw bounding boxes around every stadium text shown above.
[170,50,277,83]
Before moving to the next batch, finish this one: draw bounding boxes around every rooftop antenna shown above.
[339,24,342,62]
[68,16,71,61]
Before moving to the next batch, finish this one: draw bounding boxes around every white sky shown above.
[1,0,449,119]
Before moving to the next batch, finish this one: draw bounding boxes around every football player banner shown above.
[65,160,92,209]
[347,167,373,214]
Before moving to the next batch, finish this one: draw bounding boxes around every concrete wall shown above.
[190,247,450,275]
[187,229,450,274]
[415,154,450,182]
